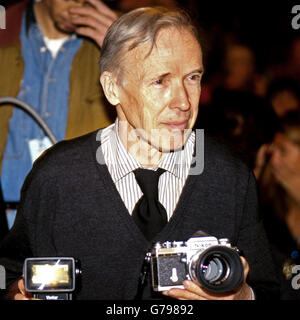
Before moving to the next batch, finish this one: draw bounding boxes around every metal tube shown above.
[0,97,58,145]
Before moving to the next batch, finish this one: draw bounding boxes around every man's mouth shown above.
[161,120,189,130]
[59,17,77,32]
[63,21,77,30]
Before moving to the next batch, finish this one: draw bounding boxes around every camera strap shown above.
[134,253,151,300]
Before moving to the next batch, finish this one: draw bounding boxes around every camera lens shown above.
[202,256,228,283]
[190,246,244,293]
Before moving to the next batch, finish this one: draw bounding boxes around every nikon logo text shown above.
[0,5,5,30]
[0,265,5,289]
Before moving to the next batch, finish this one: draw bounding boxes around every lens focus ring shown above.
[190,246,244,293]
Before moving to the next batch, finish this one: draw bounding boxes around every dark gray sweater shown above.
[0,130,279,299]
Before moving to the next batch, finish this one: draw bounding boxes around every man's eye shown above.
[152,79,163,85]
[188,74,201,81]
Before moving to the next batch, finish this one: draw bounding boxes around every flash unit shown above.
[24,257,80,300]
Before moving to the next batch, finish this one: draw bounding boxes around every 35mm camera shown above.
[149,232,244,293]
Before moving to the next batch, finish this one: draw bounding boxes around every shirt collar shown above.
[107,118,195,183]
[159,131,195,180]
[113,119,141,182]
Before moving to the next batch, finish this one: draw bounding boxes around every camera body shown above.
[150,233,244,293]
[24,257,80,300]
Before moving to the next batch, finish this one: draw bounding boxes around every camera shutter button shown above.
[219,238,230,246]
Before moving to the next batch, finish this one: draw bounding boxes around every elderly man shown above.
[0,7,279,300]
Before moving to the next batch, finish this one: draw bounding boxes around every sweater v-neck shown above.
[92,130,199,247]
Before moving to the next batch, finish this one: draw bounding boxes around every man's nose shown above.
[169,82,190,111]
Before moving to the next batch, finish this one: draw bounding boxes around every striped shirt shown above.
[100,119,195,220]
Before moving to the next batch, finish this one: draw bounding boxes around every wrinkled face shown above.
[44,0,85,34]
[116,27,204,153]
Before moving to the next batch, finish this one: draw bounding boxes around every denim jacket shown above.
[1,13,82,203]
[0,8,115,225]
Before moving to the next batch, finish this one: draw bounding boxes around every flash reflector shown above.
[24,257,76,294]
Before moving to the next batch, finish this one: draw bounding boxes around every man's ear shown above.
[100,71,120,106]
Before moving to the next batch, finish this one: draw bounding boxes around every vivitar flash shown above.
[150,232,244,293]
[23,257,81,300]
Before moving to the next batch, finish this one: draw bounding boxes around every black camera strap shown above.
[134,253,151,300]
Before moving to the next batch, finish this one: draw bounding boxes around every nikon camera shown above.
[150,232,244,293]
[23,257,81,300]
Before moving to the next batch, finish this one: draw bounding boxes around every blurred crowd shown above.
[1,0,300,299]
[188,1,300,300]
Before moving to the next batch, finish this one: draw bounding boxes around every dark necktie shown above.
[132,168,168,241]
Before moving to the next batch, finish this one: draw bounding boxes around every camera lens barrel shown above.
[189,246,244,293]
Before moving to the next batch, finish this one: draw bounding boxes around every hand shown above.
[69,0,118,47]
[5,278,32,300]
[271,157,300,205]
[162,256,253,300]
[253,143,271,180]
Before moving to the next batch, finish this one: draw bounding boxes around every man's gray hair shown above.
[100,7,201,82]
